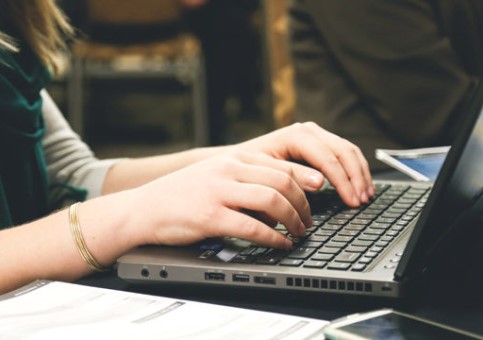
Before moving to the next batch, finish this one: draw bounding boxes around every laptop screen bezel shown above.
[395,83,483,280]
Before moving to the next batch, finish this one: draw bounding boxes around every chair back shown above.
[86,0,182,25]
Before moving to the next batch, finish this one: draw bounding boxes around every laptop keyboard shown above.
[231,183,430,272]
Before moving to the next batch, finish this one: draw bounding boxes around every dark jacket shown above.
[290,0,483,171]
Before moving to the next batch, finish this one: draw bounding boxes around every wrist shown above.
[76,191,144,265]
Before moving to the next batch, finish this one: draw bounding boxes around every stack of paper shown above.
[0,281,327,339]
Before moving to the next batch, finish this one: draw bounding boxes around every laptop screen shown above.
[396,84,483,280]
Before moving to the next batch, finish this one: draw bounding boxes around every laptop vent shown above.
[285,277,372,293]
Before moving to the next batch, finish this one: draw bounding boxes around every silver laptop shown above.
[117,85,483,298]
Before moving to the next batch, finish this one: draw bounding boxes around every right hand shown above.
[129,150,322,250]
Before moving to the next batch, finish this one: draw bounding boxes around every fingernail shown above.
[284,237,293,249]
[368,184,376,197]
[307,172,324,189]
[299,222,306,236]
[352,194,360,206]
[360,191,368,203]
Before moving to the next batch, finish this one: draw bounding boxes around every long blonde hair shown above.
[0,0,74,74]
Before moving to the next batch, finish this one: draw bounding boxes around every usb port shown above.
[254,276,276,285]
[205,272,225,281]
[232,274,250,282]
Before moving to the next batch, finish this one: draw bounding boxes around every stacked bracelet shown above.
[69,202,107,272]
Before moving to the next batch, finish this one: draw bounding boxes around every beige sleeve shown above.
[41,90,123,201]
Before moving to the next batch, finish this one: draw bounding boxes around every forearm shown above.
[0,191,141,294]
[102,145,230,194]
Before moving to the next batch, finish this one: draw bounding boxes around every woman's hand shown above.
[131,150,322,249]
[237,122,375,207]
[130,122,374,249]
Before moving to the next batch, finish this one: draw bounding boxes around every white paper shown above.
[0,281,328,339]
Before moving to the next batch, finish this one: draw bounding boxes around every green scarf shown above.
[0,41,51,229]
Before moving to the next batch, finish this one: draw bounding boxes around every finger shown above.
[234,151,324,192]
[302,123,370,199]
[213,207,293,249]
[353,143,376,197]
[289,162,325,192]
[330,136,372,203]
[243,210,279,228]
[283,126,360,206]
[224,181,307,237]
[228,160,312,229]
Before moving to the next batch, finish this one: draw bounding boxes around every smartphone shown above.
[375,146,449,182]
[323,309,482,340]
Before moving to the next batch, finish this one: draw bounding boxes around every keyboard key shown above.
[302,241,323,248]
[351,218,372,226]
[346,245,367,253]
[318,246,340,254]
[364,251,379,258]
[232,255,255,263]
[368,222,391,230]
[328,218,350,225]
[352,263,367,272]
[344,224,366,231]
[311,253,335,261]
[239,247,255,255]
[381,212,402,219]
[334,252,360,263]
[351,240,373,247]
[315,230,336,237]
[332,235,353,243]
[308,235,330,242]
[322,224,343,231]
[327,262,351,270]
[251,247,269,256]
[325,241,347,248]
[375,217,397,224]
[358,234,379,241]
[279,259,303,267]
[390,225,405,231]
[303,260,327,269]
[338,229,360,237]
[333,213,357,219]
[358,257,373,264]
[311,220,325,227]
[287,247,316,259]
[364,228,385,236]
[375,240,389,248]
[380,235,394,242]
[256,257,281,265]
[395,220,410,226]
[358,213,378,219]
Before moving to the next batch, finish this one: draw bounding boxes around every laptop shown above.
[117,84,483,298]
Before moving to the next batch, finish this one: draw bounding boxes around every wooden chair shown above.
[67,0,208,146]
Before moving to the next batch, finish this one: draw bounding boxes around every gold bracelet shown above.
[69,202,107,272]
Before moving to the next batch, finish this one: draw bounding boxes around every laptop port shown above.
[254,276,276,285]
[232,274,250,282]
[205,272,225,281]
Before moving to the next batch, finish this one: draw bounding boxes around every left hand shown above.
[236,122,375,207]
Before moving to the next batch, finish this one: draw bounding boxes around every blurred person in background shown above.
[290,0,483,172]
